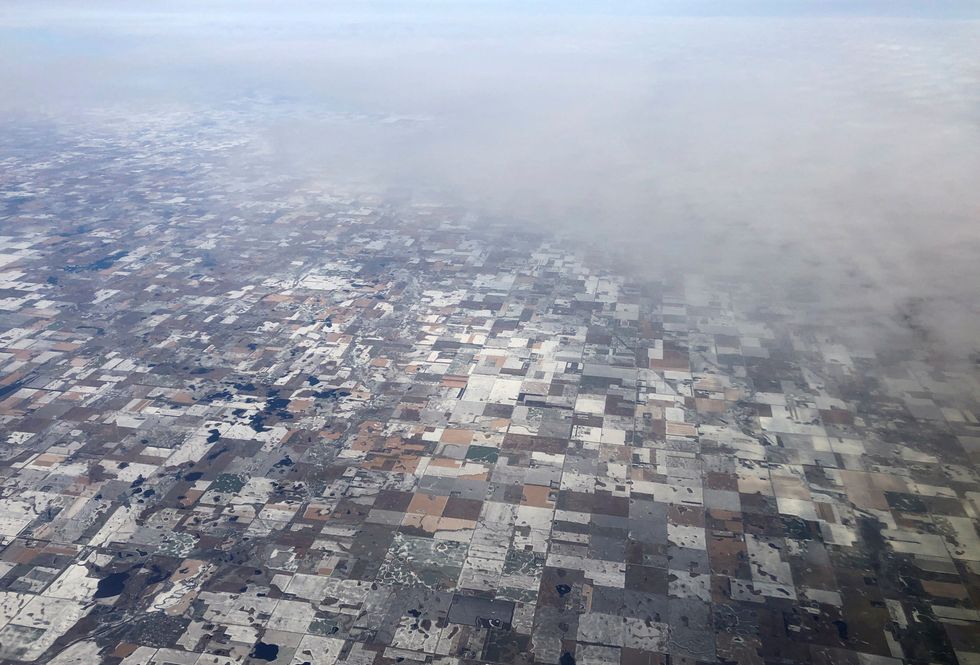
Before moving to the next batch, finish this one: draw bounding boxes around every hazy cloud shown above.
[3,0,979,358]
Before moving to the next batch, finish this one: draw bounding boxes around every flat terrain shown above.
[0,121,979,665]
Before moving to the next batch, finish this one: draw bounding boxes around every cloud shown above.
[3,1,979,359]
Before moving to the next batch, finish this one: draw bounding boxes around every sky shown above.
[3,0,980,359]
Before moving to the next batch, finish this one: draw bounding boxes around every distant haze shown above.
[3,0,980,358]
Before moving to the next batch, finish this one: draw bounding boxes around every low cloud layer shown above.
[3,1,980,359]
